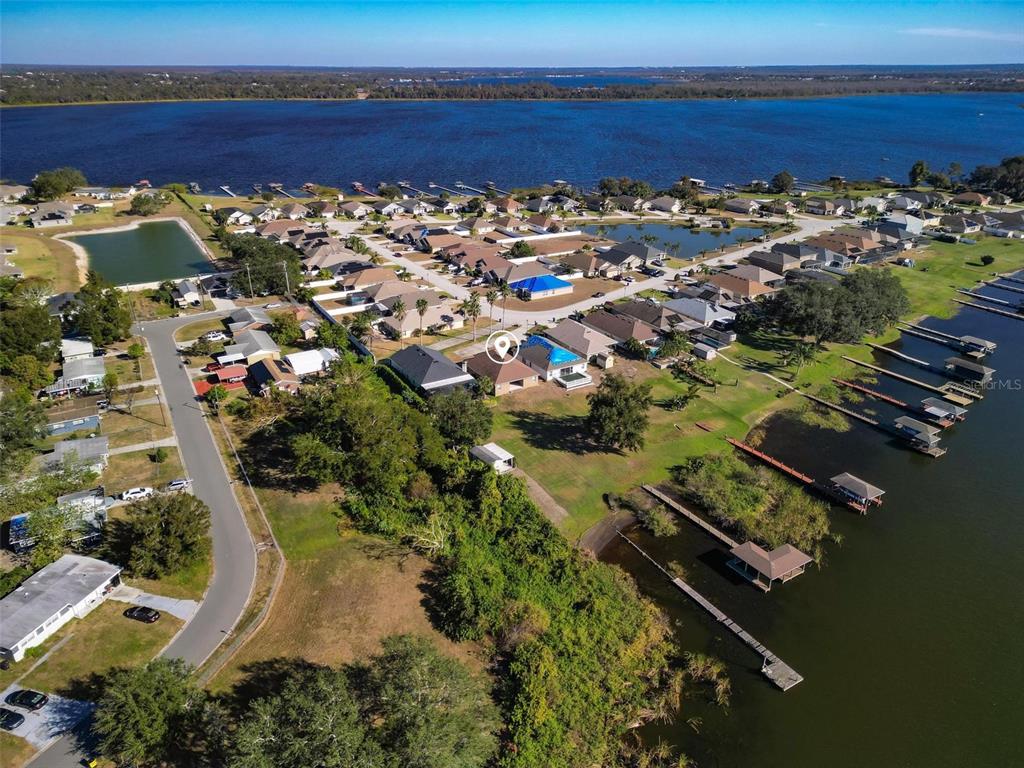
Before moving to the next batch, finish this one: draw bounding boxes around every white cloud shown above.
[902,27,1023,43]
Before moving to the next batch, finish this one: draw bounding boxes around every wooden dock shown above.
[897,324,987,359]
[833,379,954,428]
[866,342,934,370]
[616,532,803,692]
[956,289,1018,309]
[842,357,979,403]
[798,392,946,457]
[642,485,738,549]
[998,274,1024,286]
[954,299,1024,322]
[984,279,1024,296]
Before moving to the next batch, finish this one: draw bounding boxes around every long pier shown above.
[984,279,1024,296]
[798,392,946,457]
[897,324,988,359]
[956,289,1018,308]
[725,437,876,513]
[998,274,1024,286]
[833,379,954,428]
[954,299,1024,322]
[642,485,739,548]
[866,342,934,370]
[616,532,803,691]
[219,185,236,197]
[842,357,979,403]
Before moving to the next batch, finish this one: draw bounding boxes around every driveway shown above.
[108,585,201,622]
[1,686,93,751]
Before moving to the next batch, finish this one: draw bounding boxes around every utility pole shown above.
[246,264,254,298]
[281,260,291,297]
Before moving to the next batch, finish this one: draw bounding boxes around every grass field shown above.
[174,316,228,342]
[0,229,80,292]
[210,487,486,692]
[0,732,36,768]
[101,404,174,449]
[104,449,184,496]
[19,601,182,699]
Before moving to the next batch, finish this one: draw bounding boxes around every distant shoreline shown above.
[3,89,1023,109]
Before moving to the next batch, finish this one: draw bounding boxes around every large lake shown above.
[2,93,1021,190]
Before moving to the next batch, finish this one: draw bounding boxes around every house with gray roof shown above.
[218,329,281,366]
[543,318,616,365]
[0,555,122,662]
[50,436,109,473]
[45,357,106,397]
[387,344,474,394]
[663,297,736,327]
[227,306,272,334]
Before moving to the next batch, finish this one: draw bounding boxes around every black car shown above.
[592,291,606,298]
[0,707,25,731]
[5,690,48,711]
[123,606,161,623]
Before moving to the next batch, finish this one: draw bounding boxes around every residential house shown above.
[8,489,109,553]
[491,215,525,232]
[44,357,106,397]
[50,436,110,474]
[422,233,464,253]
[940,215,982,234]
[172,279,201,307]
[303,242,363,275]
[519,336,591,388]
[307,201,339,218]
[339,201,372,219]
[60,338,95,363]
[424,196,459,215]
[340,266,397,291]
[524,197,556,213]
[457,216,496,234]
[563,250,622,278]
[493,197,523,215]
[857,196,888,213]
[612,299,703,333]
[255,220,310,240]
[747,249,802,273]
[951,192,991,207]
[703,272,776,300]
[723,198,760,215]
[648,196,682,214]
[249,358,300,395]
[465,351,540,396]
[583,194,614,213]
[285,348,340,377]
[550,195,581,212]
[0,555,122,662]
[581,309,660,345]
[227,306,272,334]
[525,214,560,233]
[0,183,29,202]
[805,198,846,216]
[280,203,311,220]
[218,329,281,366]
[903,190,946,208]
[761,200,797,216]
[46,291,79,319]
[544,319,616,366]
[28,201,74,228]
[600,240,663,270]
[610,195,650,213]
[727,264,786,286]
[372,200,404,218]
[216,207,254,226]
[663,297,736,327]
[487,259,550,286]
[510,273,573,300]
[379,301,463,339]
[396,199,433,216]
[888,195,922,211]
[249,205,281,223]
[387,344,475,393]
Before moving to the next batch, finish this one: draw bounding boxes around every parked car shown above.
[206,362,223,372]
[0,708,25,731]
[649,269,666,278]
[165,478,192,493]
[123,606,161,624]
[264,302,282,309]
[121,487,155,501]
[201,331,228,342]
[5,690,48,711]
[95,399,110,410]
[592,291,606,298]
[93,348,107,357]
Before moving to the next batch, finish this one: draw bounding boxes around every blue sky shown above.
[2,0,1022,66]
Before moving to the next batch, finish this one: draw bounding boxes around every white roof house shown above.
[663,297,736,327]
[284,348,340,377]
[50,436,109,473]
[61,337,95,362]
[0,555,122,662]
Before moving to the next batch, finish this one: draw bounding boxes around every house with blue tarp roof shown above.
[508,273,573,300]
[520,336,592,389]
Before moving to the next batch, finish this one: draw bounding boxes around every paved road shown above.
[28,310,256,768]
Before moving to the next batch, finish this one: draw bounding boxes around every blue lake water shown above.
[2,94,1021,191]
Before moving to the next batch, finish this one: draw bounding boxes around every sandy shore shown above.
[53,216,215,287]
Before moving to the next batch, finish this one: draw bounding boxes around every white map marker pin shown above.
[494,336,511,359]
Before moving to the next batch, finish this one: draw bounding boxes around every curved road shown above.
[29,311,256,768]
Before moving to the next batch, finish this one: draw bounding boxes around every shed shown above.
[728,542,812,591]
[470,443,516,474]
[693,343,718,361]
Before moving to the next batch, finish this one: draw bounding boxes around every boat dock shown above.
[268,183,295,198]
[866,342,936,370]
[984,279,1024,296]
[897,323,995,359]
[219,185,236,197]
[725,438,882,513]
[954,299,1024,321]
[998,274,1024,286]
[616,532,803,691]
[956,289,1019,309]
[642,485,739,548]
[832,378,955,427]
[842,357,979,403]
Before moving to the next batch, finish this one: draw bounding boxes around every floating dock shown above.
[954,299,1024,322]
[842,357,979,403]
[616,531,803,691]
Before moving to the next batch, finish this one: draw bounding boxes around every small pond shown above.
[581,222,766,260]
[67,220,216,285]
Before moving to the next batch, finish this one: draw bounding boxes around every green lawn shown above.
[19,601,182,699]
[0,731,36,768]
[101,404,174,449]
[0,229,81,292]
[174,316,228,342]
[104,449,184,496]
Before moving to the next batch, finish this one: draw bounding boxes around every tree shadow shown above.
[505,410,612,455]
[354,538,416,570]
[416,563,457,641]
[235,423,317,493]
[224,657,326,716]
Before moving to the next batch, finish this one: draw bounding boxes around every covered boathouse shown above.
[829,472,885,513]
[728,542,813,592]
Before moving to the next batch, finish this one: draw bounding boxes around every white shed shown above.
[470,443,516,474]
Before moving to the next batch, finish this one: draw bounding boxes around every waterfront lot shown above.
[0,230,80,292]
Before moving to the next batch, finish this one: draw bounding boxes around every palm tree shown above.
[415,297,428,337]
[391,298,407,348]
[783,340,817,378]
[485,288,499,322]
[350,312,372,353]
[497,282,511,328]
[460,293,481,341]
